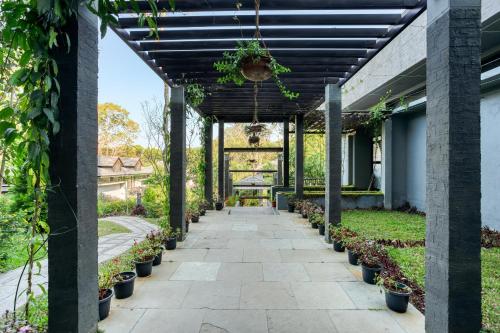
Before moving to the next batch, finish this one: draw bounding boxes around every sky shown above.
[98,30,166,147]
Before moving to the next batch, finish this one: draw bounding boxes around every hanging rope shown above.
[253,81,259,123]
[254,0,268,50]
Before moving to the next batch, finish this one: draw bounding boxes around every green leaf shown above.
[52,121,61,135]
[9,68,29,86]
[43,108,55,124]
[169,0,176,11]
[0,107,14,120]
[28,108,42,120]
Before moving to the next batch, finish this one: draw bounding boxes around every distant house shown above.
[98,156,153,200]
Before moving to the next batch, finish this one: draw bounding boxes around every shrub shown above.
[142,186,165,218]
[97,196,135,217]
[131,204,147,216]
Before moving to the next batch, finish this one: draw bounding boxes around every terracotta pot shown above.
[241,56,272,81]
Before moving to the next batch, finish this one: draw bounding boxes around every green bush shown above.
[142,186,165,218]
[225,195,238,207]
[97,196,135,218]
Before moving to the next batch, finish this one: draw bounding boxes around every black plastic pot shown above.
[311,222,319,229]
[302,212,308,219]
[347,250,359,266]
[200,210,206,216]
[385,286,411,313]
[186,222,189,233]
[135,259,154,277]
[153,251,163,266]
[113,272,136,299]
[288,203,295,213]
[361,264,382,284]
[215,202,224,211]
[333,240,345,252]
[165,237,177,250]
[318,225,325,235]
[98,289,113,321]
[191,215,199,223]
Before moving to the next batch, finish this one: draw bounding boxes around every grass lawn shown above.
[387,246,499,332]
[342,210,426,241]
[98,220,131,237]
[0,233,47,273]
[143,217,161,227]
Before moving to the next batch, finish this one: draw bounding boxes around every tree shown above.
[98,103,140,156]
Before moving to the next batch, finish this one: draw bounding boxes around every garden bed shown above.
[331,209,499,332]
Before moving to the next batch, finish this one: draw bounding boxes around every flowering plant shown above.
[359,241,383,268]
[146,231,164,254]
[130,241,156,263]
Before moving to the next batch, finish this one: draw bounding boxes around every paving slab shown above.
[267,310,339,333]
[100,210,425,333]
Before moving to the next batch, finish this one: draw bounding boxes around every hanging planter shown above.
[241,55,272,82]
[213,0,299,100]
[248,135,260,146]
[245,122,267,135]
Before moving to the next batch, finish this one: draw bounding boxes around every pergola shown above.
[49,1,482,332]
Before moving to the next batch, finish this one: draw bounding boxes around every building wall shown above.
[404,113,426,211]
[98,182,126,200]
[385,90,500,230]
[481,90,500,230]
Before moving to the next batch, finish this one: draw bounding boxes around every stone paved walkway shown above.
[100,208,425,333]
[0,216,157,314]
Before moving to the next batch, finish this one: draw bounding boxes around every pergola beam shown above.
[225,147,284,153]
[131,0,422,11]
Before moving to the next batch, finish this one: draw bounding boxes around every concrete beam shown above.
[48,5,98,332]
[425,1,482,332]
[283,120,290,187]
[325,84,342,242]
[218,120,225,203]
[295,114,304,198]
[203,117,213,207]
[169,86,186,238]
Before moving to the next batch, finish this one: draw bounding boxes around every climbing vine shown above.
[0,0,173,324]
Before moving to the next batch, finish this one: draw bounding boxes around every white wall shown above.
[405,113,426,211]
[481,90,500,230]
[98,182,126,200]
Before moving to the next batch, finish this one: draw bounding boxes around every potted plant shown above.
[315,214,326,235]
[101,256,136,300]
[147,231,165,266]
[215,201,224,211]
[343,236,364,266]
[330,225,356,252]
[301,201,310,218]
[359,241,383,285]
[162,225,180,250]
[295,200,303,214]
[130,240,156,277]
[309,212,320,229]
[191,211,200,223]
[376,272,412,313]
[98,264,114,321]
[287,194,296,213]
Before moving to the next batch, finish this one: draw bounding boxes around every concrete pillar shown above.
[324,84,342,242]
[295,114,304,198]
[218,120,225,203]
[283,120,290,187]
[169,86,186,239]
[426,1,482,332]
[381,119,393,209]
[224,154,230,199]
[353,130,373,190]
[277,153,283,185]
[203,117,213,208]
[48,6,98,332]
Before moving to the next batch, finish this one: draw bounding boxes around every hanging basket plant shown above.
[214,40,299,100]
[213,0,299,100]
[248,135,260,146]
[241,55,272,81]
[244,122,267,135]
